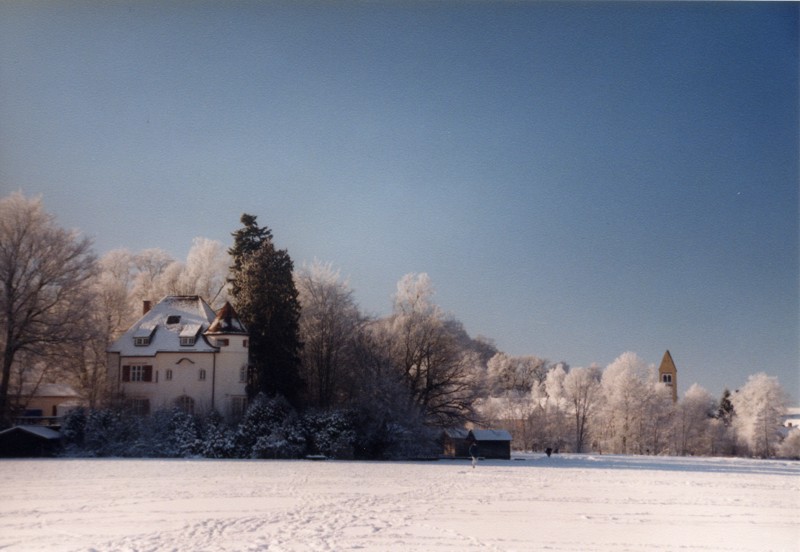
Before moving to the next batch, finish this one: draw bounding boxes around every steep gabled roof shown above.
[107,296,219,356]
[206,302,247,335]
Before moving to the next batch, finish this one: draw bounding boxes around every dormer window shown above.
[179,323,201,347]
[166,315,181,325]
[133,323,156,347]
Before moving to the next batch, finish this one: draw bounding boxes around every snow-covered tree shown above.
[486,352,548,395]
[671,383,716,455]
[777,429,800,460]
[385,273,482,428]
[296,260,364,409]
[0,192,97,425]
[597,352,650,454]
[730,373,788,458]
[562,364,602,453]
[131,248,174,306]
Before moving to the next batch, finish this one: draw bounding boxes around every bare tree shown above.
[295,260,364,409]
[562,365,602,452]
[0,192,97,423]
[387,273,481,428]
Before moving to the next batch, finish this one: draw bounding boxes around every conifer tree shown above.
[229,214,304,406]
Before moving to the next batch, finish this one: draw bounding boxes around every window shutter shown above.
[143,365,153,382]
[122,365,130,382]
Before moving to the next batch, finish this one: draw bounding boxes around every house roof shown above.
[469,429,512,442]
[443,428,470,439]
[107,296,220,356]
[22,383,79,398]
[206,302,247,334]
[0,425,62,440]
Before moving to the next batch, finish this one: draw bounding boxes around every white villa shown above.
[107,296,249,420]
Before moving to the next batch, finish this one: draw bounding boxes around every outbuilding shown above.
[468,429,512,460]
[0,425,62,457]
[442,428,471,457]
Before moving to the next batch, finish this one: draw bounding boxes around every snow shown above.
[109,296,219,356]
[1,454,797,551]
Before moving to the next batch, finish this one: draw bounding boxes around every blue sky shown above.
[1,2,797,402]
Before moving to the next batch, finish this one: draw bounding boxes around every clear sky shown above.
[1,1,797,402]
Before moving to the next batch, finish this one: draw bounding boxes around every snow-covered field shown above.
[1,454,797,552]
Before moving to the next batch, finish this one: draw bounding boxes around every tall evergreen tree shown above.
[229,214,304,406]
[717,388,735,425]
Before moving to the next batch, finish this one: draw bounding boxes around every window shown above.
[217,338,229,347]
[180,336,196,346]
[134,337,150,346]
[243,339,248,348]
[127,398,150,416]
[199,369,207,381]
[230,396,247,419]
[239,365,248,384]
[166,315,181,325]
[122,365,153,382]
[175,395,194,415]
[165,369,173,381]
[662,373,673,385]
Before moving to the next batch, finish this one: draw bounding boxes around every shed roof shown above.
[0,425,62,440]
[469,429,512,442]
[443,428,470,439]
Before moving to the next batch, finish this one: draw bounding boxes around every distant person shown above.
[469,441,478,469]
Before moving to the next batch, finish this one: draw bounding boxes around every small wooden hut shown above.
[0,425,62,457]
[468,429,512,460]
[442,428,471,457]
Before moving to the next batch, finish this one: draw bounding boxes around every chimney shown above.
[143,300,152,315]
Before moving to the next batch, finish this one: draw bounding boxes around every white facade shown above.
[107,296,249,420]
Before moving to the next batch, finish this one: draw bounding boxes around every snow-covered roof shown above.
[107,296,220,356]
[23,383,80,398]
[206,302,247,335]
[782,407,800,427]
[180,324,202,338]
[470,429,512,442]
[443,428,470,439]
[0,425,62,440]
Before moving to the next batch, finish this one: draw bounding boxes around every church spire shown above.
[658,350,678,402]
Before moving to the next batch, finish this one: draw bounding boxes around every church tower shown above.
[658,350,678,402]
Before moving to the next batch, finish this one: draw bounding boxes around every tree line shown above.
[1,192,797,459]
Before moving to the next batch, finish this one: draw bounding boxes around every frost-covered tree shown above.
[0,192,97,424]
[131,248,174,306]
[598,352,650,454]
[671,383,716,456]
[777,429,800,460]
[180,237,230,305]
[562,365,602,453]
[296,261,364,409]
[486,352,549,395]
[385,273,482,428]
[229,215,303,406]
[730,373,788,458]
